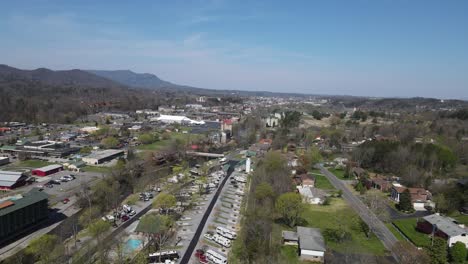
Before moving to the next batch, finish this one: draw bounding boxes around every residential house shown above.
[281,226,326,262]
[416,214,468,248]
[370,176,392,192]
[390,183,432,210]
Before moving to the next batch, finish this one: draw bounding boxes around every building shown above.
[0,171,28,190]
[370,176,392,192]
[0,140,79,158]
[390,184,432,210]
[32,164,63,177]
[297,186,326,205]
[154,115,205,125]
[416,214,468,248]
[282,226,326,262]
[0,157,9,166]
[0,189,49,245]
[82,149,125,165]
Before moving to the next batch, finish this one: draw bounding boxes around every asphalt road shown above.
[317,165,399,260]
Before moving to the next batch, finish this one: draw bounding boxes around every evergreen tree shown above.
[398,189,414,212]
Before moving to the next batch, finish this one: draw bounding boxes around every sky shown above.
[0,0,467,99]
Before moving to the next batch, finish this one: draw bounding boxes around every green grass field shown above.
[313,174,335,190]
[83,165,112,174]
[392,218,431,247]
[328,168,347,179]
[136,133,200,151]
[302,198,387,255]
[450,212,468,225]
[17,159,53,168]
[385,223,406,241]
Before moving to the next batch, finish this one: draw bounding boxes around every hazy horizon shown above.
[1,0,467,99]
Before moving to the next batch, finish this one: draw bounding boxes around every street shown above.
[317,164,399,261]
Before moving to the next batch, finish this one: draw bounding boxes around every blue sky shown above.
[0,0,467,99]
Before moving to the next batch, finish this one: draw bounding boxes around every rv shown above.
[216,226,237,240]
[206,249,228,264]
[147,250,179,264]
[213,234,231,247]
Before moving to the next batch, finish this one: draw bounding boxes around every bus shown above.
[206,249,228,264]
[147,250,180,263]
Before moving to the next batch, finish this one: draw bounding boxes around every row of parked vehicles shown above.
[38,174,76,188]
[102,204,137,226]
[203,225,238,248]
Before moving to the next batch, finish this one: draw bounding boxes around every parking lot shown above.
[188,167,248,264]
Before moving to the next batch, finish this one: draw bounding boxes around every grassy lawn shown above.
[385,223,406,241]
[83,165,112,174]
[136,133,200,151]
[279,245,308,264]
[314,175,335,190]
[328,168,347,180]
[392,218,431,247]
[301,198,387,255]
[450,212,468,225]
[17,159,53,168]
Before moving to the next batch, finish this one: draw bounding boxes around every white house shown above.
[282,226,326,263]
[420,214,468,248]
[297,186,326,205]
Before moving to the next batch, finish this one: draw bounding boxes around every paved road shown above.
[317,165,399,260]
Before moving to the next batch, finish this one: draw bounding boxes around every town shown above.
[1,92,467,264]
[1,1,468,264]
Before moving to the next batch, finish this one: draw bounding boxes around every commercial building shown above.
[0,171,28,190]
[0,140,79,158]
[417,214,468,248]
[82,149,125,165]
[0,189,49,245]
[31,164,63,177]
[153,115,205,125]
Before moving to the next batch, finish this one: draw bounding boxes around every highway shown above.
[317,164,399,261]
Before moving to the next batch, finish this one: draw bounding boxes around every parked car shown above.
[121,215,130,221]
[62,198,70,204]
[50,180,61,185]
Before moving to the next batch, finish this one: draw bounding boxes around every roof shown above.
[282,230,298,241]
[392,186,430,202]
[84,149,124,160]
[0,189,48,217]
[297,226,326,252]
[33,164,62,172]
[0,171,27,187]
[423,214,467,237]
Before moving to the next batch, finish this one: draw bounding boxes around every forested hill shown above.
[0,65,170,123]
[0,64,124,88]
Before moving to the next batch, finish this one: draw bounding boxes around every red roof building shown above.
[31,164,63,177]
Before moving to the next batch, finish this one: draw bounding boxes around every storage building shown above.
[0,171,28,190]
[32,164,63,177]
[82,149,124,165]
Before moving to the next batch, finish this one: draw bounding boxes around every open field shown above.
[327,168,347,179]
[301,198,387,255]
[83,165,113,174]
[392,218,431,247]
[136,133,200,151]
